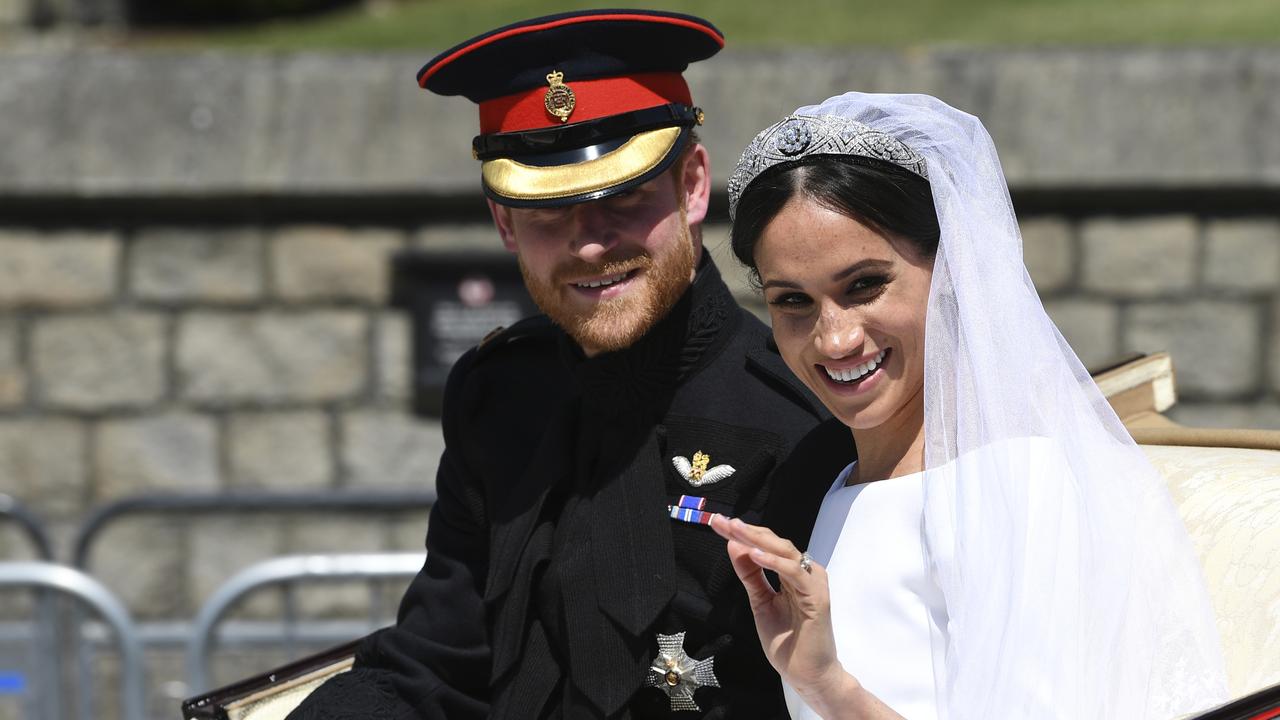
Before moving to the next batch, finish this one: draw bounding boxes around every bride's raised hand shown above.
[708,514,855,712]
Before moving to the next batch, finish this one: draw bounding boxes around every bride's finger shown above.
[747,546,825,595]
[708,513,734,540]
[726,538,777,608]
[726,517,803,561]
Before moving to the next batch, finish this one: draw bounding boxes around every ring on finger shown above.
[799,551,813,574]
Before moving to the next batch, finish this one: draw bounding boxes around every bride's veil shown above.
[775,93,1226,718]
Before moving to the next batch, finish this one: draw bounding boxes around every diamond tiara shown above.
[727,114,929,220]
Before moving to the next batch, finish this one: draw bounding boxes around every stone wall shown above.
[1,47,1279,715]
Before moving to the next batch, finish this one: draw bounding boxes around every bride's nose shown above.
[813,301,864,359]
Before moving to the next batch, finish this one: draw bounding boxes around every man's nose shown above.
[814,301,864,359]
[567,203,619,262]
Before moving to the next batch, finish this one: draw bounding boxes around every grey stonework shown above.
[1043,300,1121,372]
[412,224,504,252]
[0,417,87,519]
[272,226,405,303]
[131,227,264,304]
[87,517,188,619]
[1203,219,1280,293]
[1021,218,1075,295]
[376,311,412,404]
[1171,402,1280,431]
[0,316,22,408]
[0,0,24,25]
[227,410,332,490]
[187,516,285,618]
[32,311,166,410]
[1081,217,1198,297]
[1123,300,1263,399]
[286,515,390,618]
[8,49,1280,194]
[0,229,119,308]
[341,411,443,490]
[177,310,367,404]
[94,412,219,502]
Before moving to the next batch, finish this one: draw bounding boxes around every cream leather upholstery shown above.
[1143,444,1280,698]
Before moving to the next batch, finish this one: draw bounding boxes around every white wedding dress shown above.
[782,459,944,720]
[783,437,1062,720]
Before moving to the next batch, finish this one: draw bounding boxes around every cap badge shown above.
[644,631,720,711]
[543,70,576,123]
[672,451,735,487]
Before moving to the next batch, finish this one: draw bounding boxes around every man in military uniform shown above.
[289,10,849,719]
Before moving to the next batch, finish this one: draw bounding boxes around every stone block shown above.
[95,413,219,502]
[32,312,165,410]
[0,418,87,519]
[376,311,411,404]
[87,517,187,618]
[177,311,367,404]
[1203,219,1280,292]
[187,517,284,618]
[1170,402,1280,431]
[1123,301,1261,398]
[0,524,40,562]
[411,224,504,252]
[1021,217,1075,294]
[341,412,443,490]
[272,226,404,303]
[63,52,277,194]
[228,410,332,491]
[131,227,264,303]
[388,513,430,552]
[286,515,387,617]
[0,0,24,25]
[1043,299,1120,372]
[0,316,22,408]
[1081,217,1197,297]
[0,229,119,308]
[969,50,1260,186]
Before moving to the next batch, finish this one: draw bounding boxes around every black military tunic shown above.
[289,259,852,719]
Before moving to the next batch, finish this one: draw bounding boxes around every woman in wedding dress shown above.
[708,93,1227,719]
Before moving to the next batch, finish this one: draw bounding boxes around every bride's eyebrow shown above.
[762,259,894,290]
[832,259,892,282]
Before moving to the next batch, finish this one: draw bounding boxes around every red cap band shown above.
[478,72,692,135]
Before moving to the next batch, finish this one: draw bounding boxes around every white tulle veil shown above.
[729,93,1226,719]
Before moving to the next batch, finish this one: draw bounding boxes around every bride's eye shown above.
[848,275,889,301]
[767,292,812,309]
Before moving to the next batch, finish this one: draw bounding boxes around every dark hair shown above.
[730,155,940,285]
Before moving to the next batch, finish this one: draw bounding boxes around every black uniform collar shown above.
[564,253,738,414]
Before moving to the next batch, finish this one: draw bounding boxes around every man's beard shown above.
[520,220,696,355]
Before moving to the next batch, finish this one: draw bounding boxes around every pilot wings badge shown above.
[672,451,735,487]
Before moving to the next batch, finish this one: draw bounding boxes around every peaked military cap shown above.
[417,9,724,208]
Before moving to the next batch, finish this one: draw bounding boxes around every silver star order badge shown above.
[644,631,720,712]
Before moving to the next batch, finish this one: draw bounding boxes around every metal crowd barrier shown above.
[71,491,437,570]
[0,494,55,561]
[185,552,426,694]
[0,561,146,720]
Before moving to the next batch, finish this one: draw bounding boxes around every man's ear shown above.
[487,199,519,253]
[679,143,712,227]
